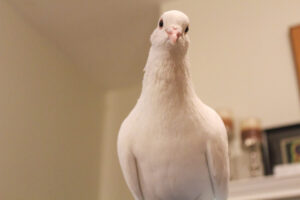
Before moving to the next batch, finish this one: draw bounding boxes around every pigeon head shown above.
[150,10,190,52]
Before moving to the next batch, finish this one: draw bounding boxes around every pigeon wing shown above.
[205,134,229,200]
[118,137,144,200]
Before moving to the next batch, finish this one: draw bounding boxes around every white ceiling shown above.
[7,0,164,89]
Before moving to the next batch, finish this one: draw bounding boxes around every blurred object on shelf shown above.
[274,163,300,177]
[241,118,264,177]
[290,25,300,91]
[241,118,262,148]
[262,124,300,175]
[217,108,234,140]
[217,108,237,180]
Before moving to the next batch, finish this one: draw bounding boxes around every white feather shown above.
[118,10,229,200]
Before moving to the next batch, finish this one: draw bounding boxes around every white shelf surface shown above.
[229,175,300,200]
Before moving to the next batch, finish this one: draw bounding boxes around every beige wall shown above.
[0,1,103,199]
[162,0,300,128]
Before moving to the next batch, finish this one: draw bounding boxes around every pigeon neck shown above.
[140,47,195,105]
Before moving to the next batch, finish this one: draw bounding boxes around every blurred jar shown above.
[240,118,264,177]
[241,118,262,148]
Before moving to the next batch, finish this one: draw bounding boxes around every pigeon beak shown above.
[166,27,182,43]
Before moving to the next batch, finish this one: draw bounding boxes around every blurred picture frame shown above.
[280,136,300,163]
[290,25,300,89]
[262,124,300,175]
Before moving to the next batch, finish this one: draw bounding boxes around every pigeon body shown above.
[118,10,229,200]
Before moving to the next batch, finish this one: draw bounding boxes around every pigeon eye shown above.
[159,19,163,28]
[185,26,189,33]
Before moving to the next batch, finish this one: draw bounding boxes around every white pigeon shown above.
[118,10,229,200]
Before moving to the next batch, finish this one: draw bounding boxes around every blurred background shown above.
[1,0,300,199]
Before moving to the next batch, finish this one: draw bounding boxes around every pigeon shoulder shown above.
[117,106,140,152]
[201,103,228,142]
